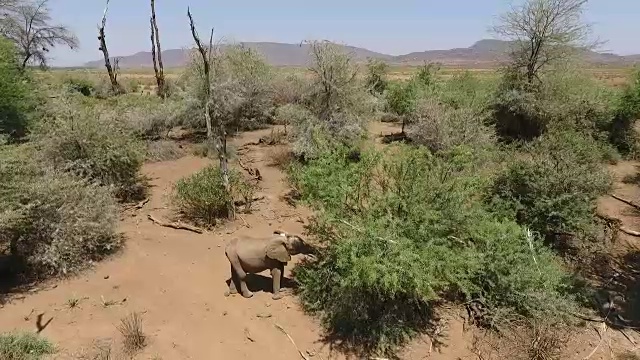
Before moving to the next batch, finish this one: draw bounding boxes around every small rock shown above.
[296,217,304,223]
[222,311,228,316]
[256,312,272,319]
[103,275,110,280]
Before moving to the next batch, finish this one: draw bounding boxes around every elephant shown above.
[224,230,314,300]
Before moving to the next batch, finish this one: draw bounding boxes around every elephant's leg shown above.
[230,256,253,298]
[271,263,285,300]
[224,263,239,296]
[225,250,253,298]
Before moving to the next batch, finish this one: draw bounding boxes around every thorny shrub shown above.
[291,41,371,160]
[489,129,613,254]
[33,99,146,201]
[0,146,121,277]
[491,66,619,144]
[180,44,275,135]
[290,145,577,355]
[406,97,496,154]
[173,166,256,226]
[365,58,388,95]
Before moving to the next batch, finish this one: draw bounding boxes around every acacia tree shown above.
[492,0,596,85]
[0,0,78,69]
[186,7,234,219]
[150,0,166,98]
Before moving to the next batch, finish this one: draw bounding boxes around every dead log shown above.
[98,0,122,94]
[610,194,640,211]
[147,214,203,234]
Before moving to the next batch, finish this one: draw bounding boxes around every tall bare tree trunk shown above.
[150,0,166,98]
[98,0,122,94]
[187,7,234,219]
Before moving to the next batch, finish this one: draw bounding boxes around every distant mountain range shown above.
[83,39,640,68]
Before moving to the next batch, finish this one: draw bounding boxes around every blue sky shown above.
[47,0,640,66]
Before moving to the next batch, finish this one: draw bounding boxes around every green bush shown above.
[0,146,121,277]
[274,103,313,136]
[0,332,55,360]
[491,67,618,143]
[385,80,421,133]
[33,100,145,201]
[436,71,497,111]
[290,145,577,355]
[173,166,255,226]
[607,69,640,156]
[414,62,440,88]
[0,37,35,139]
[62,76,96,96]
[489,130,612,252]
[365,58,388,94]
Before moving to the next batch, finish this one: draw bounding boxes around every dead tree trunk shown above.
[150,0,166,98]
[98,0,122,94]
[187,7,234,219]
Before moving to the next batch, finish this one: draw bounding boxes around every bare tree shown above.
[150,0,166,98]
[492,0,596,84]
[97,0,122,94]
[187,7,234,219]
[0,0,78,69]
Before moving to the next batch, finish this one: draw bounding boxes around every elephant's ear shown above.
[266,238,291,263]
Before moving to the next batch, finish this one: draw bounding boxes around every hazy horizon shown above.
[45,0,640,66]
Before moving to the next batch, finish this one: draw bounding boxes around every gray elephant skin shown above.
[224,230,314,300]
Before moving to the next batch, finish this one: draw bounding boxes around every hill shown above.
[83,39,640,68]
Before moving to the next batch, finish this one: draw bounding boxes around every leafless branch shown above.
[150,0,166,97]
[97,0,122,94]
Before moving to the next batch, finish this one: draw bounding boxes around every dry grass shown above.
[146,140,186,163]
[266,146,294,168]
[471,320,569,360]
[262,128,288,145]
[117,312,146,354]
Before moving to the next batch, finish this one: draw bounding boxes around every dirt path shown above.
[1,124,639,359]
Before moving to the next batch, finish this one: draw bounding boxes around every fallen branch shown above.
[125,198,149,211]
[596,212,640,237]
[610,194,640,211]
[238,215,250,228]
[234,196,265,207]
[238,159,262,181]
[620,227,640,237]
[147,214,203,234]
[274,323,309,360]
